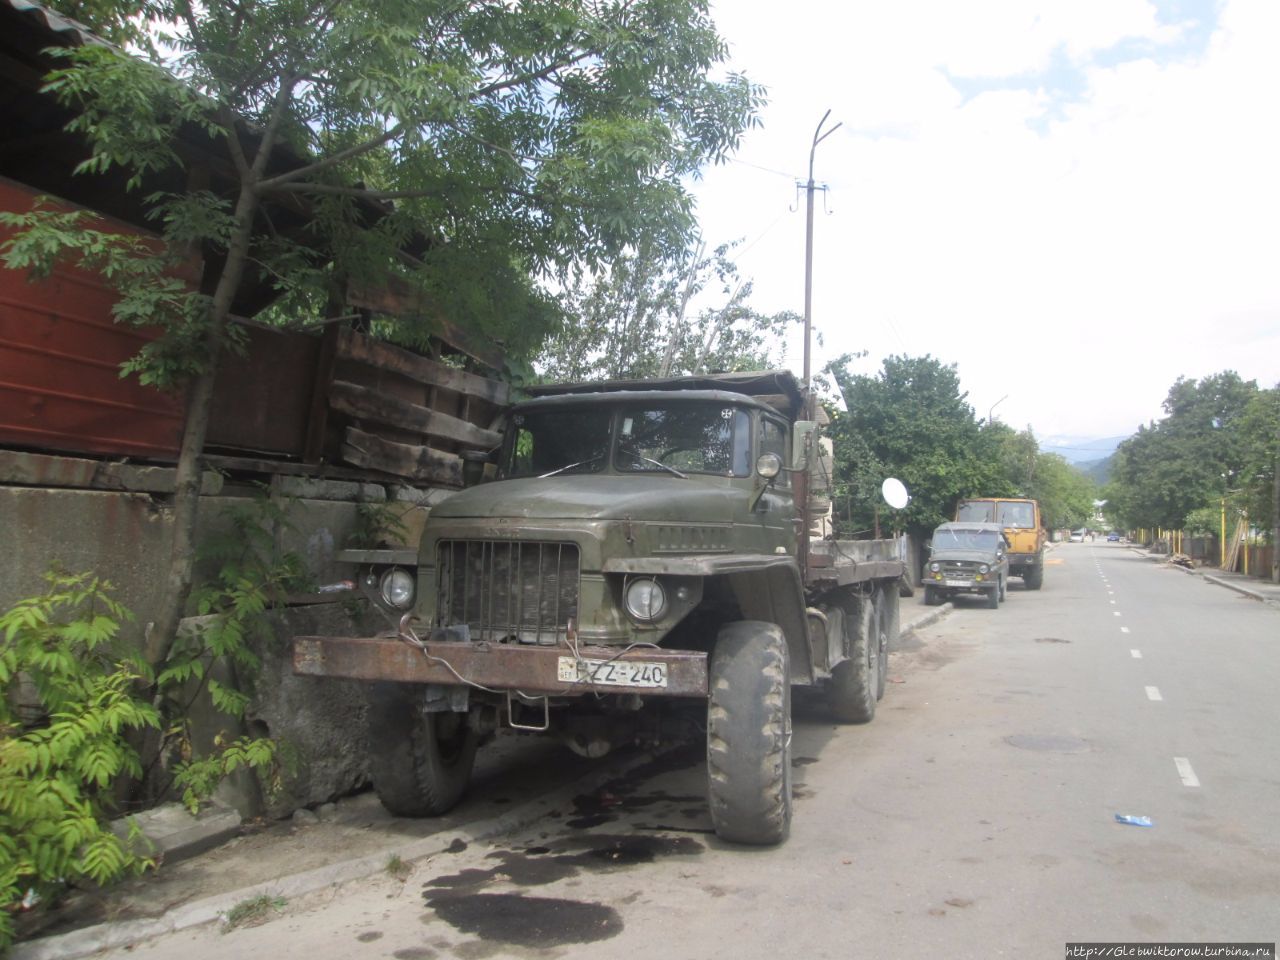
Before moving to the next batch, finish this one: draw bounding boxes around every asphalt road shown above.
[98,543,1280,959]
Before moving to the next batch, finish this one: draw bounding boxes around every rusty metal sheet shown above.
[293,635,709,698]
[0,178,188,459]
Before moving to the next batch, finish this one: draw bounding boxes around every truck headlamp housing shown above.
[624,578,667,622]
[929,562,940,572]
[978,563,990,574]
[379,567,416,609]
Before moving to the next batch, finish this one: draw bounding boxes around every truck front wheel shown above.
[707,621,792,845]
[366,682,479,817]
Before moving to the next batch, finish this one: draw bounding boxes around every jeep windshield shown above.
[933,529,1003,552]
[501,402,751,479]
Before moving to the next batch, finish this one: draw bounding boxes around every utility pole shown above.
[802,109,841,419]
[797,110,841,581]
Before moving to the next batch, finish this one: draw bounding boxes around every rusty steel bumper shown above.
[292,635,709,698]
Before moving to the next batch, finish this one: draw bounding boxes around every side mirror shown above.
[791,421,817,472]
[461,449,495,487]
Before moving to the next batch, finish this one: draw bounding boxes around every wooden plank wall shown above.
[326,328,509,487]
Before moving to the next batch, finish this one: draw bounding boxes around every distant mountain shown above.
[1077,456,1113,485]
[1038,434,1129,465]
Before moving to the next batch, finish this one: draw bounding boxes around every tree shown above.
[3,0,762,667]
[826,355,1007,535]
[537,239,798,381]
[1107,372,1261,531]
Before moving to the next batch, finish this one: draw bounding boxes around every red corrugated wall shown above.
[0,176,189,459]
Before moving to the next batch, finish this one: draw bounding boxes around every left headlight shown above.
[624,578,667,622]
[379,567,416,609]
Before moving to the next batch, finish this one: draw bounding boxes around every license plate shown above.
[945,579,971,587]
[557,656,669,689]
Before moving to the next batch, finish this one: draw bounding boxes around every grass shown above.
[222,894,287,932]
[386,854,412,882]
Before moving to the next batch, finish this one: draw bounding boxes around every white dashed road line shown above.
[1174,757,1201,787]
[1121,626,1131,634]
[1130,649,1142,658]
[1145,686,1163,701]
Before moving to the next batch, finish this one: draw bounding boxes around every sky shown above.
[692,0,1280,448]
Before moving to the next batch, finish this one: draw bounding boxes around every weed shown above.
[223,893,286,931]
[386,854,411,882]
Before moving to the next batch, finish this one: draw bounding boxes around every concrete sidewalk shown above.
[1131,548,1280,608]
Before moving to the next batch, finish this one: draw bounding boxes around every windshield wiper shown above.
[620,447,688,478]
[539,454,602,478]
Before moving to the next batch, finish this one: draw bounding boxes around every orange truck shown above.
[954,498,1046,590]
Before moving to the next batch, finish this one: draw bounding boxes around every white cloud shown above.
[696,0,1280,438]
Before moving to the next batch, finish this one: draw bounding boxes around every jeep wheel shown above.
[707,621,792,845]
[829,597,877,724]
[923,585,940,606]
[367,682,479,817]
[986,585,999,609]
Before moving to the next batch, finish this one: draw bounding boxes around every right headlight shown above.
[624,577,667,622]
[929,562,940,572]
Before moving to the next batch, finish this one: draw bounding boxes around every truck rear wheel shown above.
[875,586,897,701]
[366,682,479,817]
[707,621,792,845]
[829,597,877,723]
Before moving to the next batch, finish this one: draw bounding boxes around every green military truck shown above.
[294,371,906,845]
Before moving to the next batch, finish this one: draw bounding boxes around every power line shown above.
[726,156,799,180]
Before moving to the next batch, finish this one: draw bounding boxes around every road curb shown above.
[1127,547,1279,608]
[1200,573,1280,607]
[11,749,666,960]
[901,602,953,637]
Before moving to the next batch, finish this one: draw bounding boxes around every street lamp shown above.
[988,395,1008,424]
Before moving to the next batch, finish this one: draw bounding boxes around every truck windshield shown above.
[997,502,1035,528]
[934,529,1002,551]
[956,501,995,522]
[615,403,750,477]
[503,407,613,478]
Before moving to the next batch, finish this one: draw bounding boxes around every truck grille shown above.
[940,561,978,579]
[436,540,580,645]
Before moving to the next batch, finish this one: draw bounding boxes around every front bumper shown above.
[293,633,709,698]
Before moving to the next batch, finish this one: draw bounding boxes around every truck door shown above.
[755,414,796,553]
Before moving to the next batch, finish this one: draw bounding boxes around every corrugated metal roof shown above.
[1,0,110,47]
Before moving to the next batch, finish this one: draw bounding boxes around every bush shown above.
[0,573,159,950]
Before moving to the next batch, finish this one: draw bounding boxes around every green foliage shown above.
[157,497,303,813]
[13,0,764,388]
[538,240,798,381]
[348,502,411,549]
[826,355,1010,535]
[1107,372,1269,532]
[0,574,159,950]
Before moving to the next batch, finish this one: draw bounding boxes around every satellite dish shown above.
[881,477,910,510]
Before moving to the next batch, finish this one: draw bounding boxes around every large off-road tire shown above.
[1023,557,1044,591]
[985,585,1000,609]
[829,596,877,724]
[923,584,940,606]
[707,621,792,845]
[366,682,479,817]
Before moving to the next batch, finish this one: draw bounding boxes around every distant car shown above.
[1069,530,1085,543]
[1107,532,1121,542]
